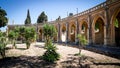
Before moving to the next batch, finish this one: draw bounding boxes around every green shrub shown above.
[43,40,60,62]
[8,30,18,49]
[77,34,88,46]
[77,34,88,54]
[24,27,36,49]
[0,37,7,58]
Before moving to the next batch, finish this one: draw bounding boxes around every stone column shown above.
[75,20,79,44]
[66,22,69,43]
[104,6,111,46]
[42,31,44,41]
[58,23,61,42]
[88,15,93,45]
[57,27,59,42]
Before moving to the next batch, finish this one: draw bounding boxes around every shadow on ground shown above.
[0,55,120,68]
[0,56,57,68]
[34,45,44,48]
[60,54,120,68]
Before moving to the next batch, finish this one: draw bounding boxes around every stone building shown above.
[8,0,120,47]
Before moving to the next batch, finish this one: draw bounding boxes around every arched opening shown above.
[114,11,120,46]
[61,25,66,42]
[81,22,88,39]
[39,29,42,41]
[70,24,76,42]
[94,18,104,44]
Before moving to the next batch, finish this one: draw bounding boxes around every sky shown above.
[0,0,106,31]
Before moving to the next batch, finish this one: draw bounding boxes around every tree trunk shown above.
[79,43,81,54]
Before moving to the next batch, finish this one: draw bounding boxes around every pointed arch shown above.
[79,21,88,39]
[110,8,120,46]
[92,16,105,45]
[70,23,76,42]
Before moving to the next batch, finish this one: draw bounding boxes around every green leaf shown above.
[114,18,119,28]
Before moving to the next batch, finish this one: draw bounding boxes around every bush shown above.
[24,27,36,49]
[43,40,60,62]
[77,34,88,46]
[0,37,7,58]
[8,30,18,49]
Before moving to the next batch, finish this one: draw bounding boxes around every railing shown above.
[60,0,119,22]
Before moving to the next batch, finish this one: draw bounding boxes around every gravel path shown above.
[0,42,120,68]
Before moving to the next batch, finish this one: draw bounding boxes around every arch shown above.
[70,23,76,42]
[92,17,105,45]
[92,14,105,25]
[110,8,120,46]
[79,21,88,39]
[61,23,67,42]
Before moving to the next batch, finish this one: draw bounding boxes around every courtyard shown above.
[0,0,120,68]
[0,42,120,68]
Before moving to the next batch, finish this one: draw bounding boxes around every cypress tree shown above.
[37,11,48,23]
[25,9,31,25]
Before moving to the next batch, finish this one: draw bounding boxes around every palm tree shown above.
[43,24,57,47]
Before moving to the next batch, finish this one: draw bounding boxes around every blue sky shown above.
[0,0,105,25]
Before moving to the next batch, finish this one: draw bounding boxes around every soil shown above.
[0,42,120,68]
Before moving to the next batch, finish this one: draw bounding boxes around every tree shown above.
[25,9,31,25]
[56,16,61,21]
[8,30,19,48]
[0,31,7,58]
[42,24,59,62]
[43,24,57,46]
[24,27,36,49]
[18,26,26,42]
[37,11,48,23]
[43,39,60,62]
[0,7,8,27]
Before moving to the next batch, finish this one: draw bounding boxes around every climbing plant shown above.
[114,18,119,28]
